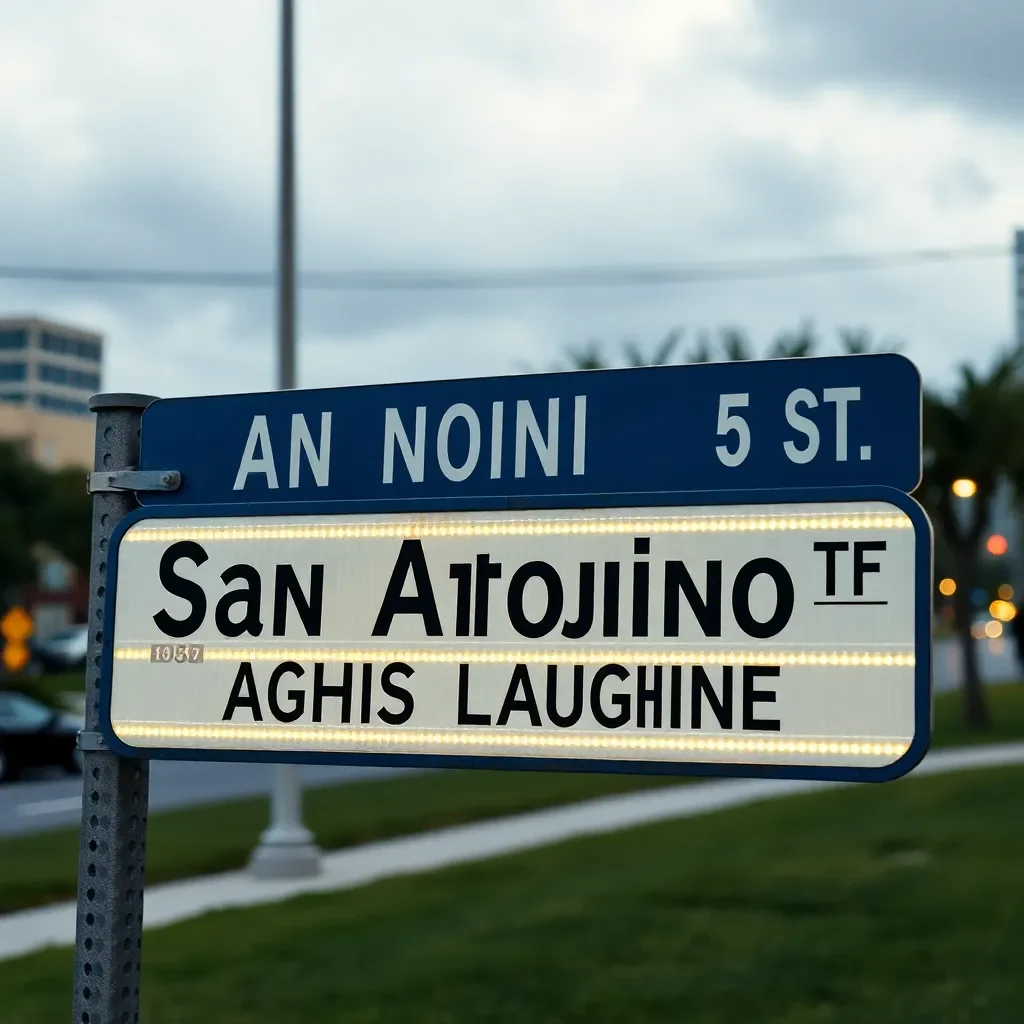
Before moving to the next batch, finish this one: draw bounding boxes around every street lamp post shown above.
[249,0,322,880]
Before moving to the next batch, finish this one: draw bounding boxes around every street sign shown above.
[101,493,931,782]
[137,354,922,508]
[2,605,33,673]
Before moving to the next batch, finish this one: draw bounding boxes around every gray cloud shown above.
[746,0,1024,122]
[0,0,1017,404]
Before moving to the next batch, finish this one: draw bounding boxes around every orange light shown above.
[987,534,1009,556]
[938,578,956,596]
[971,621,987,639]
[985,620,1003,639]
[952,479,977,498]
[999,584,1014,600]
[990,600,1017,622]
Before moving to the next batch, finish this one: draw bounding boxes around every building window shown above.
[36,363,101,391]
[35,393,91,416]
[0,392,25,405]
[0,362,27,382]
[0,329,27,350]
[40,331,101,363]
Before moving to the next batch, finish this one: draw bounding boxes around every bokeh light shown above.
[985,619,1003,638]
[999,583,1014,600]
[989,600,1017,622]
[938,577,956,596]
[952,479,977,498]
[987,534,1008,556]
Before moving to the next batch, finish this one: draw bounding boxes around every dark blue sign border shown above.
[98,484,933,784]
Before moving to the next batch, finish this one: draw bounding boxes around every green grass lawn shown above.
[3,763,1022,1023]
[0,683,1021,917]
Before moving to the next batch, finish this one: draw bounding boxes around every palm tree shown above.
[917,345,1024,727]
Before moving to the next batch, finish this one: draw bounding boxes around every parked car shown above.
[0,689,83,781]
[28,624,88,674]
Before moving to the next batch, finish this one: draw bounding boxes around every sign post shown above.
[72,393,157,1024]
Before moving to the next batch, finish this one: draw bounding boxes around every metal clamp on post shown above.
[76,730,107,752]
[87,469,181,494]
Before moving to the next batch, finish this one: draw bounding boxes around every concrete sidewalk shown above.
[2,742,1022,963]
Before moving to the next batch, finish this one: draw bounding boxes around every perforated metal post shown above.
[73,394,157,1024]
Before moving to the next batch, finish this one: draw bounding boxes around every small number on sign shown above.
[150,644,204,664]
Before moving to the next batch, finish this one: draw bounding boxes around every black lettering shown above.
[214,564,264,637]
[450,563,472,636]
[268,661,305,722]
[691,666,733,729]
[312,662,351,723]
[507,561,563,638]
[273,564,324,636]
[360,663,373,724]
[854,541,886,595]
[636,665,662,728]
[457,663,491,725]
[742,665,781,731]
[497,664,543,727]
[153,541,208,638]
[732,558,794,639]
[664,561,722,637]
[591,664,630,728]
[546,664,584,728]
[378,662,415,725]
[813,541,849,597]
[670,665,682,729]
[372,540,443,636]
[473,554,502,636]
[602,562,620,637]
[222,661,263,721]
[561,563,595,639]
[632,553,649,638]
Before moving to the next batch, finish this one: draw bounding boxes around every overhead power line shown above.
[0,242,1010,292]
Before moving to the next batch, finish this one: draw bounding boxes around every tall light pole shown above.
[249,0,322,879]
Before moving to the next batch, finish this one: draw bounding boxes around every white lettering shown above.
[383,407,426,484]
[437,403,481,482]
[233,415,279,490]
[823,387,861,461]
[490,401,503,479]
[573,395,587,476]
[783,389,819,464]
[289,412,332,488]
[515,398,559,478]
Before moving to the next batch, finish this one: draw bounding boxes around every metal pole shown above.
[72,393,157,1024]
[277,0,296,391]
[249,0,322,879]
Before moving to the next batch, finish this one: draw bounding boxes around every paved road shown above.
[0,761,409,839]
[0,635,1018,839]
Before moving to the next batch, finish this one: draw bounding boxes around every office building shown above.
[0,316,102,468]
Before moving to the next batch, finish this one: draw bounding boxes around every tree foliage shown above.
[0,443,91,597]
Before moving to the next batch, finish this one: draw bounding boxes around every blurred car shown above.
[28,624,88,674]
[0,689,83,781]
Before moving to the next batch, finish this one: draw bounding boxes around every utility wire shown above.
[0,242,1010,292]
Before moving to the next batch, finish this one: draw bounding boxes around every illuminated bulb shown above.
[952,479,977,498]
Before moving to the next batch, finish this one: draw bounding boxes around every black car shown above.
[0,690,83,782]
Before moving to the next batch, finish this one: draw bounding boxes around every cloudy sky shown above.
[2,0,1023,398]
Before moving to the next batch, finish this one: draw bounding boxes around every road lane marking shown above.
[17,796,82,817]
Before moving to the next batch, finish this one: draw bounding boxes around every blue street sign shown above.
[138,353,921,507]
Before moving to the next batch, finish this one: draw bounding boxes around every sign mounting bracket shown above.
[87,469,182,494]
